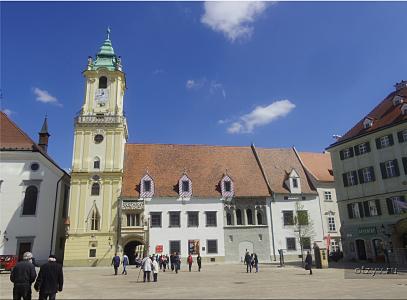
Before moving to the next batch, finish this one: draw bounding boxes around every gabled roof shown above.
[328,85,407,148]
[297,151,334,182]
[122,143,270,198]
[254,148,316,194]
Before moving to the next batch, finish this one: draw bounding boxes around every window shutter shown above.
[403,157,407,175]
[388,134,394,146]
[376,138,382,149]
[358,169,364,184]
[363,201,370,217]
[366,142,371,153]
[393,159,400,176]
[375,199,382,216]
[397,131,404,143]
[342,173,349,187]
[386,198,394,215]
[354,145,360,156]
[339,150,344,160]
[380,163,387,179]
[369,167,376,181]
[349,147,354,157]
[352,171,359,185]
[347,204,354,219]
[358,202,364,218]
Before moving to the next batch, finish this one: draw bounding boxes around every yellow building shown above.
[64,29,128,266]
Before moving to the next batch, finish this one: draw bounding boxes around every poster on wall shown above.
[155,245,163,253]
[188,240,200,255]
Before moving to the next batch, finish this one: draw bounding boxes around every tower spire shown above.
[106,26,111,40]
[38,114,50,153]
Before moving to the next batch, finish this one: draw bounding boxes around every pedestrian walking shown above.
[111,253,120,275]
[187,254,193,272]
[161,255,167,272]
[244,252,252,273]
[122,254,129,275]
[197,254,202,272]
[141,255,152,282]
[305,251,313,275]
[159,255,163,270]
[253,253,259,273]
[170,253,174,272]
[174,252,180,274]
[152,257,159,282]
[10,252,37,300]
[34,255,63,300]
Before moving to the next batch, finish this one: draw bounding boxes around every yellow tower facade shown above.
[64,29,128,266]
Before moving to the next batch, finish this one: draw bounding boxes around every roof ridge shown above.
[1,111,37,148]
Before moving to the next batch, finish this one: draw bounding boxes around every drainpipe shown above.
[116,197,122,253]
[50,175,64,255]
[269,194,277,261]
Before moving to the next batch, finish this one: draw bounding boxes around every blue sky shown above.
[2,1,407,170]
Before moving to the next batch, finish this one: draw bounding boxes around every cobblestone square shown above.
[1,263,406,299]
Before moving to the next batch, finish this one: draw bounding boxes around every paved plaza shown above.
[1,263,406,299]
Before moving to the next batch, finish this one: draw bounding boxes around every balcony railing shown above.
[122,200,144,210]
[75,115,124,124]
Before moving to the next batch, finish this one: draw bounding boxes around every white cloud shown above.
[153,69,164,75]
[186,79,206,90]
[201,1,270,42]
[33,87,62,107]
[226,99,296,134]
[2,108,13,116]
[210,81,226,99]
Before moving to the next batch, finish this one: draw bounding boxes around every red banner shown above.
[155,245,163,253]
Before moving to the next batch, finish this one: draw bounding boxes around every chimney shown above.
[38,115,50,153]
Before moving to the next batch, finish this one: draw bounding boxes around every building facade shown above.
[327,81,407,266]
[0,112,70,264]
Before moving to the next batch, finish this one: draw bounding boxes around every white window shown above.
[330,239,340,252]
[385,160,397,177]
[179,174,192,197]
[343,148,351,159]
[362,168,373,183]
[328,216,336,232]
[347,172,357,186]
[390,196,406,214]
[380,136,390,148]
[368,201,378,216]
[324,191,332,201]
[126,214,136,226]
[401,130,407,142]
[363,118,373,129]
[90,207,100,230]
[358,143,368,155]
[351,203,360,218]
[140,174,154,197]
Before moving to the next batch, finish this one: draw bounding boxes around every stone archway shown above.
[124,240,144,265]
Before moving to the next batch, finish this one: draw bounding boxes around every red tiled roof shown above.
[0,111,36,150]
[298,151,333,182]
[122,144,270,198]
[328,86,407,148]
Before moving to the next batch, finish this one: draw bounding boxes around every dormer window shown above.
[220,174,234,198]
[363,117,373,129]
[393,95,404,106]
[292,178,298,188]
[98,76,107,89]
[140,174,154,198]
[179,174,192,198]
[285,169,301,194]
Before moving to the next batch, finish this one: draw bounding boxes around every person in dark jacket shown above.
[111,253,120,275]
[34,255,63,300]
[196,254,202,272]
[244,252,252,273]
[305,251,313,275]
[10,252,37,300]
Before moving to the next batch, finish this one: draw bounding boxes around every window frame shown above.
[150,212,162,228]
[169,240,181,255]
[283,210,294,226]
[207,239,218,254]
[324,191,332,201]
[205,211,217,227]
[169,211,181,228]
[328,216,336,232]
[91,182,100,196]
[187,211,199,227]
[385,160,397,178]
[286,237,296,251]
[22,185,39,216]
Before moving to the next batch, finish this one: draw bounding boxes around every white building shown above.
[0,112,70,264]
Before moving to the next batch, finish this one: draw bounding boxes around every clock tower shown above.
[64,29,128,266]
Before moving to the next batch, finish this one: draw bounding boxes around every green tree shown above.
[294,201,316,265]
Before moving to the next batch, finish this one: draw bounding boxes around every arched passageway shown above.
[124,240,143,265]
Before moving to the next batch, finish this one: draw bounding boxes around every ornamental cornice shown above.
[121,200,144,210]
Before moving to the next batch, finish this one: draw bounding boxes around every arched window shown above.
[226,213,232,225]
[91,183,100,196]
[98,76,107,89]
[93,157,100,169]
[22,185,38,215]
[246,209,253,225]
[90,207,100,230]
[257,212,263,225]
[236,209,242,225]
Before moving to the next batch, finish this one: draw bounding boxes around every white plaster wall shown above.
[269,194,324,257]
[0,152,63,263]
[144,197,225,258]
[316,186,341,241]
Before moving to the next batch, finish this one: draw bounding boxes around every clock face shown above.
[95,88,108,103]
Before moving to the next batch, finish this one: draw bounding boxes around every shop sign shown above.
[155,245,163,253]
[358,227,377,235]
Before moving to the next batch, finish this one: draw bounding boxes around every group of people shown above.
[243,251,259,273]
[10,252,64,300]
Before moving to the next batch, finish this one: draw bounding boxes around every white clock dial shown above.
[95,88,108,103]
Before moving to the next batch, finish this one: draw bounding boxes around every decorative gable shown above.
[140,173,154,198]
[220,174,234,198]
[284,169,301,194]
[363,117,373,129]
[179,173,192,198]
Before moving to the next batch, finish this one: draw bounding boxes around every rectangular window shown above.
[169,211,181,227]
[358,167,375,183]
[169,240,181,254]
[126,214,136,226]
[150,212,162,228]
[292,178,298,188]
[398,129,407,143]
[297,210,309,225]
[352,203,360,218]
[380,160,400,179]
[286,238,296,251]
[302,237,311,250]
[376,134,394,149]
[207,240,218,254]
[94,160,100,169]
[187,211,199,227]
[346,171,357,186]
[283,211,294,226]
[341,148,353,159]
[143,180,151,192]
[368,200,379,216]
[182,180,190,192]
[89,249,96,258]
[355,142,370,155]
[387,196,407,215]
[224,181,231,192]
[328,216,336,231]
[205,211,217,227]
[324,191,332,201]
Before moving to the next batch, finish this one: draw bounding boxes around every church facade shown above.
[64,32,332,266]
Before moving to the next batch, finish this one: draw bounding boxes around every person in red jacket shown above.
[187,254,193,272]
